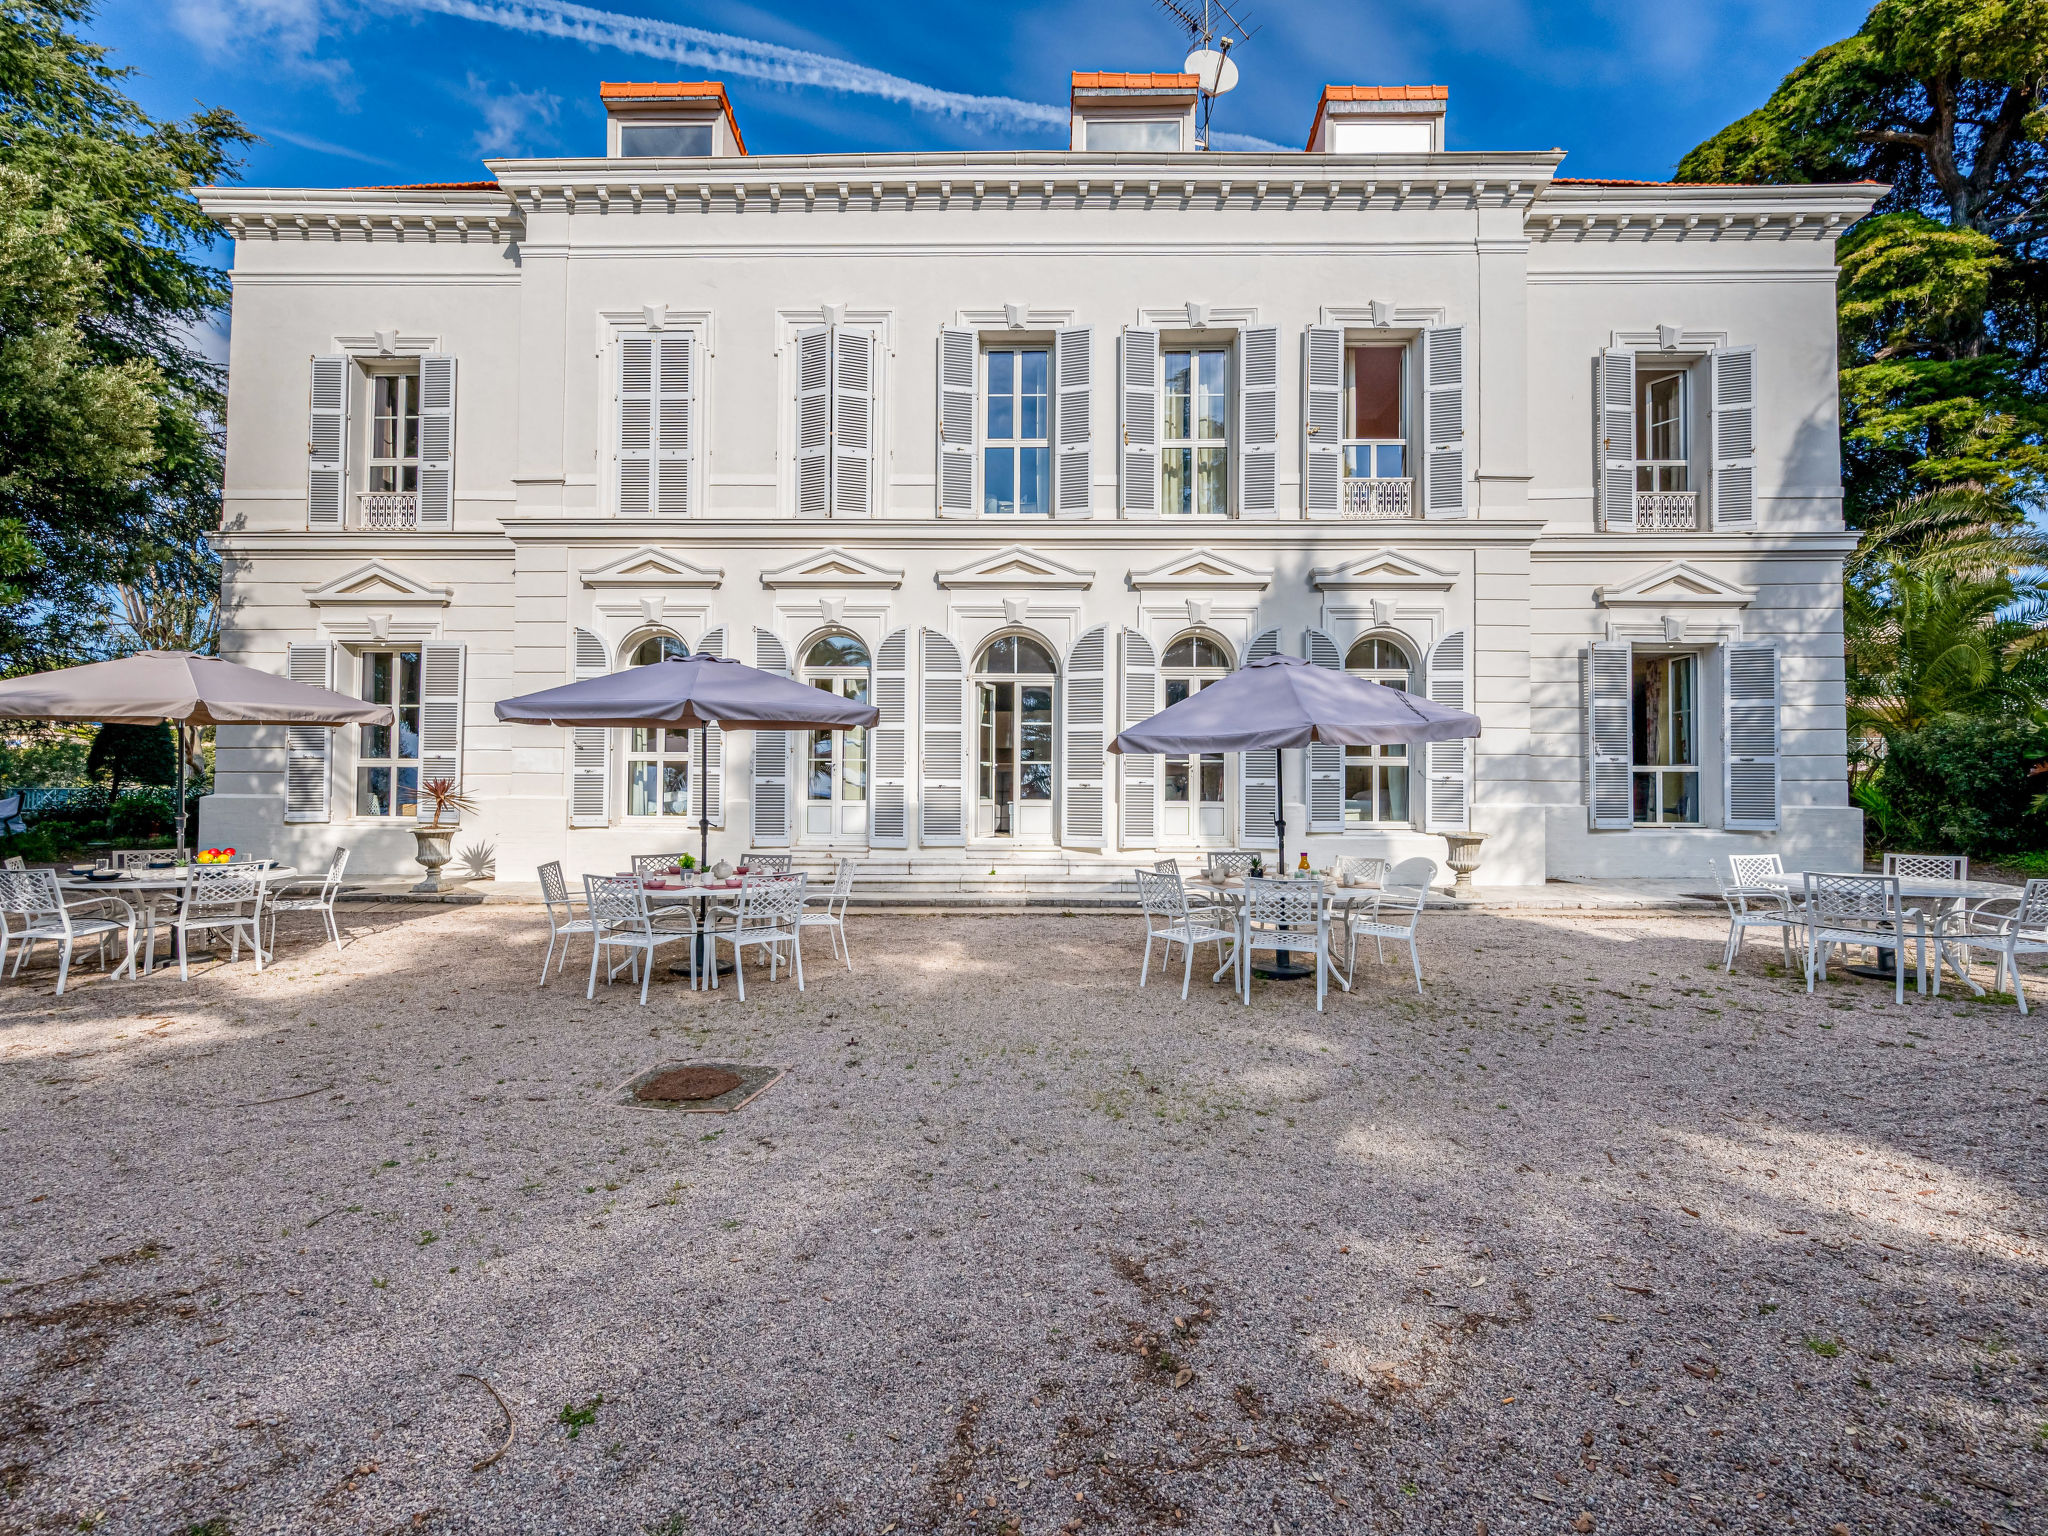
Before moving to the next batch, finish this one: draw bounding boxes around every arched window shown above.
[625,632,691,817]
[973,633,1057,837]
[1344,636,1413,826]
[1160,632,1233,842]
[800,632,870,839]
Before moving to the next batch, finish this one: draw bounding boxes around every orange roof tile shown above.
[598,81,746,156]
[1071,71,1199,92]
[1306,84,1448,151]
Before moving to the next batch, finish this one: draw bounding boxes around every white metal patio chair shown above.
[1333,857,1433,995]
[630,853,682,880]
[1949,878,2048,1012]
[1884,852,1968,882]
[1238,876,1336,1011]
[109,850,159,871]
[1332,855,1388,891]
[265,847,351,954]
[743,853,794,876]
[1133,866,1238,1001]
[1801,872,1924,1005]
[536,864,598,985]
[797,858,858,972]
[0,868,135,995]
[1715,862,1800,974]
[706,874,808,1000]
[1206,850,1263,879]
[583,874,692,1004]
[157,864,269,980]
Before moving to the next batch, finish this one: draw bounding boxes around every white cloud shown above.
[462,74,562,155]
[171,0,359,98]
[257,124,403,167]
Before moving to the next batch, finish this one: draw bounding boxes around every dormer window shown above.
[1070,72,1197,152]
[600,81,746,159]
[1306,86,1448,153]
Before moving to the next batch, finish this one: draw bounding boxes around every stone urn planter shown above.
[411,826,457,893]
[1442,831,1489,898]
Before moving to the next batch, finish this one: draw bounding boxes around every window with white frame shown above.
[1342,344,1408,516]
[625,634,692,817]
[1086,118,1179,151]
[1343,637,1412,824]
[802,632,870,834]
[366,368,420,495]
[983,347,1050,516]
[1161,634,1229,835]
[1162,346,1229,516]
[1636,370,1690,493]
[1632,651,1700,825]
[356,648,421,817]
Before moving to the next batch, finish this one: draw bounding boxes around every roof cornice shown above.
[196,186,522,244]
[1526,179,1886,242]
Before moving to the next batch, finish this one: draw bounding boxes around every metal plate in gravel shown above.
[613,1061,787,1114]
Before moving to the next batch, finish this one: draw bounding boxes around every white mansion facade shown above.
[196,74,1881,887]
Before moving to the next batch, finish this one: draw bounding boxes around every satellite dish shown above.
[1183,47,1239,95]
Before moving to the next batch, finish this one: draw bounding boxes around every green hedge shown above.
[1878,715,2048,856]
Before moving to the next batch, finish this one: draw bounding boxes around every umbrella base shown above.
[1252,956,1317,981]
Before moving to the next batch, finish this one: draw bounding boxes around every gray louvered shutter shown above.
[1586,640,1633,830]
[751,626,791,845]
[1061,626,1108,849]
[1422,324,1468,518]
[569,627,610,828]
[1597,347,1636,532]
[307,355,348,531]
[1306,627,1344,833]
[416,354,456,531]
[796,327,832,518]
[1423,629,1470,833]
[1712,346,1757,531]
[1724,641,1780,830]
[284,642,333,823]
[918,629,966,845]
[833,329,874,518]
[938,326,977,515]
[1118,328,1159,516]
[415,643,466,820]
[1117,628,1158,848]
[1055,326,1094,516]
[1238,324,1279,517]
[692,626,725,827]
[870,628,911,848]
[1238,628,1281,847]
[656,332,694,516]
[1303,326,1343,515]
[617,334,654,515]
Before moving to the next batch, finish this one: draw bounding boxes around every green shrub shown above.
[1881,715,2048,856]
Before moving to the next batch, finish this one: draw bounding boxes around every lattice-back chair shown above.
[1238,876,1335,1011]
[0,867,134,995]
[1801,872,1922,1005]
[1206,850,1262,879]
[630,854,681,881]
[1134,866,1238,1001]
[1714,870,1801,974]
[265,848,351,955]
[160,864,268,981]
[1952,877,2048,1011]
[1332,856,1388,892]
[1727,853,1786,891]
[1334,867,1429,996]
[109,850,158,871]
[535,860,601,984]
[707,874,808,1000]
[743,853,795,876]
[798,858,859,973]
[583,873,690,1004]
[1884,852,1968,883]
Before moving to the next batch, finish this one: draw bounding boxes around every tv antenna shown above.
[1154,0,1257,148]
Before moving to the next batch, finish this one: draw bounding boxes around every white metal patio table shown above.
[1185,872,1363,982]
[1760,873,2020,994]
[56,865,300,978]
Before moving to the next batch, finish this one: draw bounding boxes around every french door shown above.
[1161,675,1227,842]
[805,676,869,840]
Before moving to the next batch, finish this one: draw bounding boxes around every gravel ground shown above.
[0,904,2043,1536]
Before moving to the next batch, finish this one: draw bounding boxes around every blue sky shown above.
[98,0,1871,187]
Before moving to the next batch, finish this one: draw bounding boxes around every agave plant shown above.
[418,778,477,829]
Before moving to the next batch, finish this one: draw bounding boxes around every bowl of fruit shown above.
[195,847,238,865]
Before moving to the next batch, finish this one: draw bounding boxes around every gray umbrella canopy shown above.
[495,654,880,732]
[1111,653,1480,754]
[0,650,393,727]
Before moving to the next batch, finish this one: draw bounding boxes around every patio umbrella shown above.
[1112,652,1482,976]
[494,653,880,872]
[0,650,394,863]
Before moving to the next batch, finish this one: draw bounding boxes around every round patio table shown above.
[1758,873,2020,993]
[1186,872,1367,982]
[56,864,299,978]
[641,877,743,987]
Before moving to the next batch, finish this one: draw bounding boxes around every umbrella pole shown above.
[176,723,187,864]
[697,725,709,873]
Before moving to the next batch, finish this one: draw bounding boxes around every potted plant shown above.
[412,778,477,893]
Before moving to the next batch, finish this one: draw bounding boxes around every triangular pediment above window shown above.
[303,561,451,606]
[935,546,1094,590]
[1595,561,1755,608]
[1308,550,1457,592]
[578,547,725,589]
[759,547,905,590]
[1127,548,1274,592]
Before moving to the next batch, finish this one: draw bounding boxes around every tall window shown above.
[802,633,869,838]
[1161,634,1230,840]
[626,635,692,817]
[367,371,420,494]
[1632,652,1700,825]
[357,649,420,817]
[975,634,1057,837]
[1343,637,1412,824]
[1163,347,1229,516]
[1636,371,1689,493]
[1343,345,1406,481]
[984,348,1050,516]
